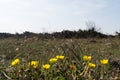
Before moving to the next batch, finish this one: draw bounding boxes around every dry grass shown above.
[0,38,120,79]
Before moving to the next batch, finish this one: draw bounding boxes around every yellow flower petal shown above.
[56,55,65,60]
[88,63,96,68]
[100,59,108,65]
[49,58,58,63]
[42,64,50,69]
[29,61,39,68]
[83,55,91,61]
[11,58,20,66]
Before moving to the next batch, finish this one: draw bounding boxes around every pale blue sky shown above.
[0,0,120,34]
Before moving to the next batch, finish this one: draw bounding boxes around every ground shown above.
[0,38,120,79]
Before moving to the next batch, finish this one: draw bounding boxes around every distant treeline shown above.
[0,27,119,39]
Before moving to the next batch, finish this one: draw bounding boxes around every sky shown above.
[0,0,120,34]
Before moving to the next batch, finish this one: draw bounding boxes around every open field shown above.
[0,38,120,80]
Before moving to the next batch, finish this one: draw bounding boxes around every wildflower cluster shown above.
[8,54,111,80]
[83,55,96,68]
[81,55,109,79]
[83,55,109,67]
[42,55,65,70]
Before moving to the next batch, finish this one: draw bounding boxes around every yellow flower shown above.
[49,58,58,63]
[88,63,96,68]
[11,58,20,66]
[42,64,50,70]
[69,65,76,71]
[56,55,65,60]
[83,55,91,61]
[100,59,108,65]
[29,61,39,68]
